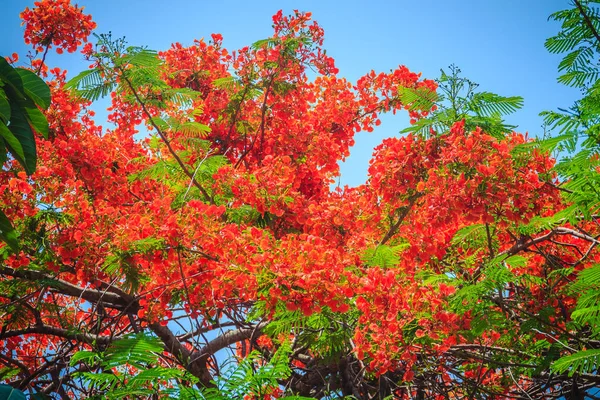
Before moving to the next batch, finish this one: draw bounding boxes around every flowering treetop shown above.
[1,1,599,399]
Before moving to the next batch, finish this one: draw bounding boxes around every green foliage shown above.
[568,264,600,335]
[66,34,199,110]
[71,333,201,399]
[70,331,315,399]
[102,238,162,293]
[552,348,600,376]
[201,341,313,400]
[538,1,600,219]
[546,2,600,88]
[0,56,51,250]
[533,3,600,379]
[0,384,26,400]
[396,85,438,114]
[401,65,523,138]
[451,224,487,247]
[0,57,50,172]
[262,303,355,362]
[362,243,409,269]
[0,211,19,253]
[64,68,114,102]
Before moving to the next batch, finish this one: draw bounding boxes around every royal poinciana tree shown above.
[2,0,600,399]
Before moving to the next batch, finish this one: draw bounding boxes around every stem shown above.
[119,70,214,204]
[234,75,274,169]
[574,0,600,46]
[379,195,420,246]
[36,40,52,75]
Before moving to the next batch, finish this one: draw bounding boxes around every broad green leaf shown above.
[0,120,25,161]
[0,57,25,97]
[0,209,18,251]
[0,90,10,123]
[6,105,36,174]
[20,103,49,138]
[0,384,26,400]
[16,68,51,109]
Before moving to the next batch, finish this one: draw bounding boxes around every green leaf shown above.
[362,244,408,268]
[0,209,18,251]
[149,116,169,131]
[397,86,438,112]
[505,255,528,268]
[65,69,100,91]
[251,38,277,50]
[70,350,99,366]
[16,68,51,109]
[6,104,36,174]
[0,367,19,381]
[451,224,486,245]
[127,48,160,68]
[66,68,115,101]
[178,121,211,137]
[552,348,600,376]
[0,120,25,161]
[0,384,26,400]
[102,334,163,368]
[0,90,10,123]
[213,76,236,89]
[0,57,25,97]
[470,92,523,116]
[20,103,49,139]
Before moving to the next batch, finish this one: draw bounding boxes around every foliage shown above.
[400,64,524,138]
[69,334,204,399]
[0,384,26,400]
[0,56,50,250]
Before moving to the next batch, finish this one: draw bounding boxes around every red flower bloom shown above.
[21,0,96,54]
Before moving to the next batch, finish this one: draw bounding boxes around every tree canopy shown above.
[2,1,600,399]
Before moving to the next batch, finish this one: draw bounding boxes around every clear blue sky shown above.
[1,0,578,186]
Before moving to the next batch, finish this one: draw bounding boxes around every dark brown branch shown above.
[574,0,600,46]
[0,325,114,345]
[177,321,237,342]
[149,322,213,387]
[380,195,420,246]
[0,266,130,309]
[192,322,268,361]
[0,352,30,375]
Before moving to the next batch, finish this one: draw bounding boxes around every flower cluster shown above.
[21,0,96,54]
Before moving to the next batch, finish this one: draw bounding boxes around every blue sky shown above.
[1,0,578,186]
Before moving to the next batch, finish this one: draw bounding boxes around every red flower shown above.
[21,0,96,54]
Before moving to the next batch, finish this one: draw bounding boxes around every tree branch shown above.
[0,266,134,310]
[574,0,600,46]
[0,325,114,345]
